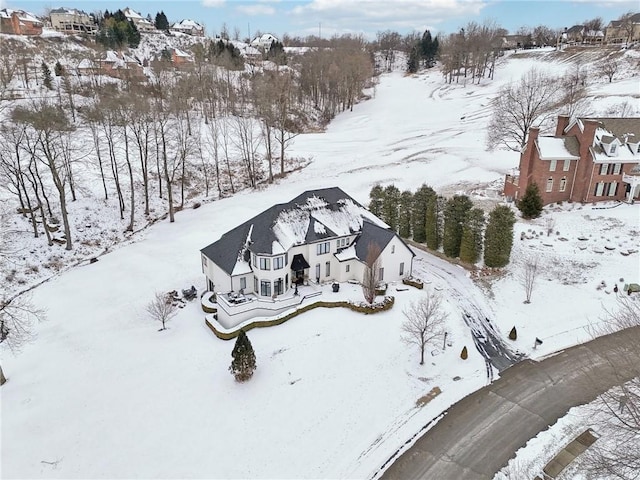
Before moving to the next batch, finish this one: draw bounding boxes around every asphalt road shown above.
[380,325,640,480]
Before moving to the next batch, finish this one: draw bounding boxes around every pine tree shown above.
[229,330,256,382]
[517,182,543,219]
[41,62,52,90]
[368,185,384,217]
[459,207,485,264]
[155,11,169,31]
[398,190,413,238]
[412,184,435,243]
[54,61,64,77]
[382,185,400,231]
[442,195,473,258]
[407,45,420,73]
[484,205,516,268]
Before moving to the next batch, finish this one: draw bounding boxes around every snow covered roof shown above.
[172,19,203,29]
[77,58,97,69]
[201,187,393,275]
[0,8,41,23]
[123,7,144,20]
[173,48,191,58]
[50,7,90,16]
[536,137,580,160]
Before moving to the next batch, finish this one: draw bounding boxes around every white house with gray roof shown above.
[200,188,414,301]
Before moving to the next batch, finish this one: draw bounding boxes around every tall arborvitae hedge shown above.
[229,330,257,382]
[382,184,400,231]
[459,207,485,263]
[484,205,516,267]
[369,185,384,218]
[412,184,435,243]
[398,190,413,238]
[442,195,473,258]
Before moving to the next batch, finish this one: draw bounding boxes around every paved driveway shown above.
[380,326,640,480]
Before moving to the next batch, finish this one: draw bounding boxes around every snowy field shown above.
[2,47,640,479]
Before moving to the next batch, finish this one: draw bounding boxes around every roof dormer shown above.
[600,135,621,157]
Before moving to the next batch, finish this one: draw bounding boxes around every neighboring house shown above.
[97,50,145,80]
[76,58,98,76]
[50,7,97,35]
[504,115,640,205]
[122,7,155,32]
[564,25,604,44]
[604,13,640,44]
[171,19,204,36]
[171,48,193,67]
[498,34,533,50]
[0,8,43,35]
[250,33,279,50]
[200,187,414,300]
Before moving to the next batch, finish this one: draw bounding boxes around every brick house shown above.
[504,115,640,205]
[604,13,640,44]
[50,7,97,35]
[0,8,43,35]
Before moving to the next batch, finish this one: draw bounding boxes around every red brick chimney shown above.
[519,127,540,179]
[555,115,571,137]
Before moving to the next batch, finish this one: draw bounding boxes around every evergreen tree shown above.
[442,195,473,258]
[155,11,169,31]
[407,45,420,73]
[459,207,485,264]
[368,185,384,217]
[517,182,543,219]
[398,190,413,238]
[382,184,401,231]
[412,184,435,243]
[421,30,439,67]
[54,61,64,77]
[484,205,516,268]
[266,40,287,65]
[229,330,256,382]
[41,62,52,90]
[424,193,442,250]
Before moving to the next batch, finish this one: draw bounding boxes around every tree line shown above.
[369,184,516,268]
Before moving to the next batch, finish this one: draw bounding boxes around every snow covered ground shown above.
[2,47,639,478]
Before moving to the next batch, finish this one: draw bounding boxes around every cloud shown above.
[202,0,226,7]
[236,4,277,15]
[289,0,487,34]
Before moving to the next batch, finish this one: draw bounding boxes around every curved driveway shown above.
[381,326,640,480]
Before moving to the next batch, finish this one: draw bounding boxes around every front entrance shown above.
[291,253,310,285]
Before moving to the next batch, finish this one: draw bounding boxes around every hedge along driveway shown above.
[204,296,395,340]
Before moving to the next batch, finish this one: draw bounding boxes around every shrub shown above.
[509,326,517,340]
[461,346,468,360]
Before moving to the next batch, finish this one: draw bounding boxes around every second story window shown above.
[273,256,284,270]
[317,242,330,255]
[549,159,557,172]
[600,163,608,175]
[259,257,270,270]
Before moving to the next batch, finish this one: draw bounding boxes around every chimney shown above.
[519,127,540,179]
[555,115,571,137]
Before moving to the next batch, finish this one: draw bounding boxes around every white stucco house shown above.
[200,188,414,302]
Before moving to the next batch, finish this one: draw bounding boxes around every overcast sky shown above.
[2,0,638,39]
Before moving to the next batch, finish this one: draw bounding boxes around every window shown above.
[399,262,404,276]
[240,277,246,290]
[559,177,567,192]
[252,254,256,267]
[254,277,258,292]
[391,245,395,254]
[609,181,618,197]
[613,163,622,175]
[600,163,608,175]
[563,159,570,171]
[325,261,330,277]
[259,257,270,270]
[546,177,554,192]
[346,264,350,273]
[315,264,320,282]
[610,144,617,154]
[273,256,284,270]
[201,256,207,272]
[316,242,330,255]
[379,267,384,281]
[260,280,271,297]
[549,159,557,172]
[274,278,283,295]
[595,182,605,196]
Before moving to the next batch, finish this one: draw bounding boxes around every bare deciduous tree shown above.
[0,294,45,386]
[401,292,448,365]
[145,292,178,331]
[598,57,621,83]
[362,242,382,304]
[487,68,559,151]
[518,257,539,304]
